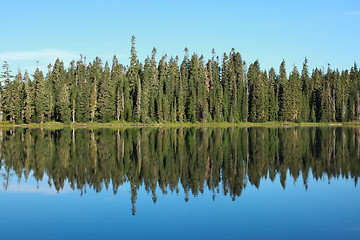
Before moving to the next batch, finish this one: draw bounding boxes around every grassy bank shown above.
[1,121,360,129]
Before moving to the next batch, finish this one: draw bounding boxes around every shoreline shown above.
[1,121,360,129]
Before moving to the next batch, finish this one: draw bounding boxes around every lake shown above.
[0,126,359,239]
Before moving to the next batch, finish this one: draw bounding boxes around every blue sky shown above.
[0,0,359,75]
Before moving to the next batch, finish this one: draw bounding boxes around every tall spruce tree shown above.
[248,60,267,122]
[50,59,67,121]
[34,68,47,123]
[23,70,34,123]
[1,61,13,122]
[11,69,23,123]
[208,49,222,122]
[97,61,114,122]
[178,48,190,122]
[67,61,77,123]
[268,68,278,121]
[75,57,90,122]
[300,58,310,122]
[278,60,288,121]
[287,66,302,121]
[112,56,126,122]
[57,82,71,123]
[126,35,141,121]
[168,57,180,122]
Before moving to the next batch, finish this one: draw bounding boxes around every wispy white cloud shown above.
[0,49,79,61]
[345,11,360,16]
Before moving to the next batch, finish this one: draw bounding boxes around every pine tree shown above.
[278,60,288,121]
[268,68,278,121]
[11,69,23,123]
[89,82,97,122]
[187,53,202,122]
[50,58,67,121]
[287,66,302,121]
[146,48,157,122]
[167,57,180,122]
[320,66,336,122]
[97,61,114,122]
[349,63,360,121]
[141,58,151,122]
[157,55,168,121]
[126,35,141,122]
[67,61,77,123]
[208,49,222,122]
[178,48,190,122]
[299,58,310,121]
[34,68,47,123]
[75,57,90,122]
[89,57,102,122]
[112,56,126,122]
[58,83,71,123]
[1,61,14,122]
[23,70,34,123]
[248,60,267,122]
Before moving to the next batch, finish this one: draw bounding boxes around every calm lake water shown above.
[0,127,359,239]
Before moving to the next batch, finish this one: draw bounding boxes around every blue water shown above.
[0,171,358,240]
[0,126,359,239]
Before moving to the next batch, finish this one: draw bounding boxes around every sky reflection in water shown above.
[0,127,359,240]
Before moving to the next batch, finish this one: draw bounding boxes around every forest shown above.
[1,36,360,124]
[0,127,359,215]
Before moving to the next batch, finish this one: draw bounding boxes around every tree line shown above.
[1,127,359,215]
[1,36,360,124]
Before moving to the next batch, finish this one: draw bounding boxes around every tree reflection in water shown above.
[0,127,359,215]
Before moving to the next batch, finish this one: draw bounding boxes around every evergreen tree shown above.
[320,66,335,122]
[311,68,323,122]
[248,60,267,122]
[157,55,168,121]
[112,56,126,122]
[178,48,190,122]
[278,60,288,121]
[300,58,310,122]
[50,58,67,121]
[33,68,47,123]
[148,48,159,121]
[23,70,34,123]
[187,53,203,122]
[58,82,71,123]
[11,69,23,123]
[1,61,13,122]
[89,82,97,122]
[97,61,114,122]
[208,49,222,122]
[67,60,77,123]
[126,35,141,121]
[89,58,102,122]
[141,57,151,122]
[349,63,360,121]
[167,57,180,122]
[221,53,230,121]
[268,68,278,121]
[287,66,302,121]
[75,57,90,122]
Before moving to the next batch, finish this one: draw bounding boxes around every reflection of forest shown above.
[0,127,359,215]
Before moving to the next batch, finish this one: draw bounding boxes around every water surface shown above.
[0,127,359,239]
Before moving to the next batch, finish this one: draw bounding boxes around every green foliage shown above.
[0,37,358,124]
[34,68,47,123]
[1,127,359,214]
[58,83,71,122]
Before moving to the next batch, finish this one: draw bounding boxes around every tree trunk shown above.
[72,99,75,123]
